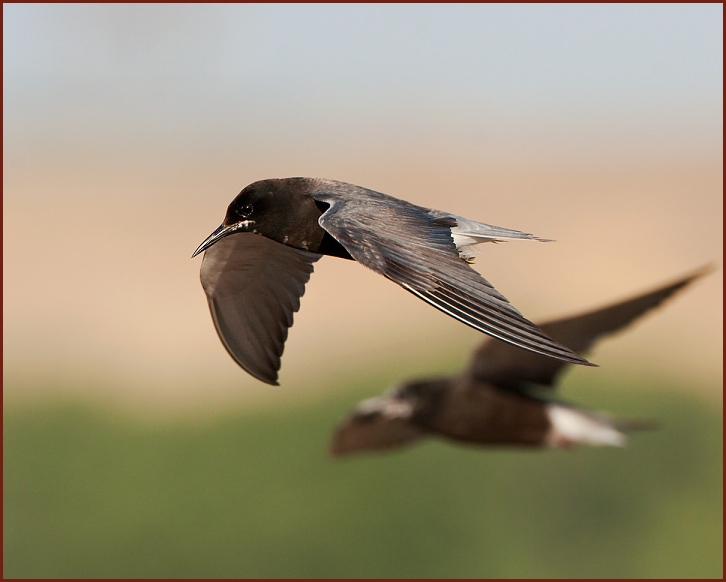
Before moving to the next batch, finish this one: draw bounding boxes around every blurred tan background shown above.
[4,4,722,412]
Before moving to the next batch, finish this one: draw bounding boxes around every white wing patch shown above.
[546,404,627,447]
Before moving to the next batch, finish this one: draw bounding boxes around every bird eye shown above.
[237,204,253,218]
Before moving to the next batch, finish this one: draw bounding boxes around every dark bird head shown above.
[329,377,450,457]
[192,178,328,257]
[389,377,448,410]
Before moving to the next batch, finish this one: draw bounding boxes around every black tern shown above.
[330,267,709,456]
[192,177,591,385]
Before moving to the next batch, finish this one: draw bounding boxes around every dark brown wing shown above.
[200,232,321,385]
[465,267,711,388]
[313,188,590,366]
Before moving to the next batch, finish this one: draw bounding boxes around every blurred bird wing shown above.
[466,266,711,388]
[330,396,426,457]
[315,193,589,366]
[200,232,321,385]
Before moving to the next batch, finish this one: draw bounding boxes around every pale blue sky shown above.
[4,3,723,154]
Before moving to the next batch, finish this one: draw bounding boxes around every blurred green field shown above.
[4,375,722,579]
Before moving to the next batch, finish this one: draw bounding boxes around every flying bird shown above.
[192,177,591,385]
[330,267,710,456]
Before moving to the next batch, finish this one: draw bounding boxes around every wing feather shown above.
[314,191,589,365]
[465,267,710,388]
[200,232,321,385]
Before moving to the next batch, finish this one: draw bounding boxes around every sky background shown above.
[3,3,723,413]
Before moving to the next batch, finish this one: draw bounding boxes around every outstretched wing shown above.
[465,267,711,388]
[314,191,590,366]
[200,232,321,385]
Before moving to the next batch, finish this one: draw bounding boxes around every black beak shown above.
[191,224,237,258]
